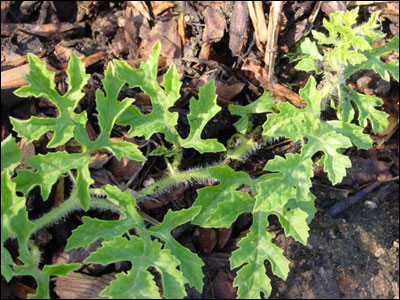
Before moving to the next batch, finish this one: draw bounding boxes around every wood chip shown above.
[177,13,187,45]
[129,1,151,20]
[195,227,217,253]
[1,63,32,90]
[202,6,226,42]
[54,272,116,299]
[253,1,268,43]
[264,1,284,82]
[229,1,249,56]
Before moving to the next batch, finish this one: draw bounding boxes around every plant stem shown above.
[32,194,121,233]
[140,163,223,195]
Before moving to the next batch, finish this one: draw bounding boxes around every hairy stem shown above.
[140,164,223,195]
[32,194,121,233]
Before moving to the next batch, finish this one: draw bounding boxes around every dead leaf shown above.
[109,136,144,181]
[51,1,77,22]
[12,282,36,299]
[151,1,174,15]
[215,79,244,101]
[17,138,35,169]
[139,19,181,62]
[76,1,95,22]
[90,150,112,170]
[241,58,306,107]
[199,6,226,60]
[112,5,149,59]
[54,44,85,62]
[1,1,10,23]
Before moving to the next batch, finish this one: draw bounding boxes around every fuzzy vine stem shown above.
[31,194,121,233]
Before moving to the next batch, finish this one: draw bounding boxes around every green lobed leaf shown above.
[13,263,80,299]
[149,145,180,157]
[302,120,352,185]
[13,267,50,299]
[229,91,275,134]
[344,35,399,81]
[12,52,89,148]
[115,41,181,145]
[85,236,188,299]
[14,152,93,210]
[67,184,144,250]
[327,120,372,149]
[312,7,376,52]
[340,85,389,133]
[1,135,22,172]
[149,207,204,291]
[179,80,226,153]
[310,8,392,74]
[295,56,320,73]
[262,101,306,141]
[192,166,254,228]
[256,153,315,222]
[42,263,81,276]
[295,38,323,73]
[230,212,290,299]
[299,38,323,60]
[263,77,353,185]
[66,216,136,251]
[1,170,34,281]
[81,62,145,161]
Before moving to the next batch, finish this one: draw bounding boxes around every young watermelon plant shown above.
[2,7,398,299]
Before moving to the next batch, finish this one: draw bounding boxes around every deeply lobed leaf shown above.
[149,207,204,291]
[179,81,226,153]
[11,52,89,148]
[85,236,188,299]
[191,166,254,228]
[14,152,93,210]
[229,91,275,134]
[230,212,290,299]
